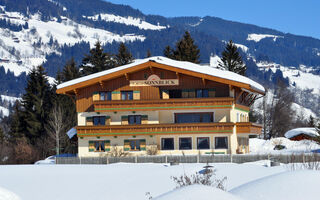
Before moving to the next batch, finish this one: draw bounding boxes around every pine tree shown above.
[218,40,247,76]
[163,45,173,58]
[163,32,200,63]
[21,66,53,143]
[8,101,25,140]
[59,58,80,83]
[173,31,200,63]
[115,42,133,66]
[81,41,115,75]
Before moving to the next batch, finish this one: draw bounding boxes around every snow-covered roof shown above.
[284,127,319,139]
[57,56,265,94]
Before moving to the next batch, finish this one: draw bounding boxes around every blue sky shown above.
[105,0,320,39]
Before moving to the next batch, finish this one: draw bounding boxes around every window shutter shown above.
[121,116,128,125]
[182,89,189,98]
[89,141,95,152]
[86,117,93,126]
[92,91,100,101]
[105,116,111,125]
[162,90,169,99]
[140,139,146,151]
[209,89,216,97]
[141,115,148,124]
[124,139,130,151]
[133,91,140,100]
[104,140,111,152]
[188,89,195,98]
[111,91,121,100]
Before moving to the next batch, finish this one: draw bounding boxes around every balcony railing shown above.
[93,97,234,112]
[76,122,261,137]
[236,122,262,134]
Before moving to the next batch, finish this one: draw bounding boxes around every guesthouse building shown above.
[56,56,265,156]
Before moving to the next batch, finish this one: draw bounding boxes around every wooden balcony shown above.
[236,122,262,134]
[77,122,235,137]
[76,122,262,137]
[93,97,234,112]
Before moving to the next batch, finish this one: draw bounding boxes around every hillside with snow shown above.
[0,7,145,77]
[0,0,319,120]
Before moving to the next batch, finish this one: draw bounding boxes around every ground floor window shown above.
[161,138,174,150]
[179,137,192,150]
[89,141,105,152]
[129,140,140,151]
[197,137,210,149]
[215,137,228,149]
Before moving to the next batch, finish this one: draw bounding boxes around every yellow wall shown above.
[78,134,236,157]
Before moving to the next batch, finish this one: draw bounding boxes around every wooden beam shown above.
[240,92,249,104]
[124,73,130,81]
[248,95,257,106]
[73,89,78,95]
[176,72,179,79]
[202,77,206,86]
[244,93,253,105]
[235,90,244,102]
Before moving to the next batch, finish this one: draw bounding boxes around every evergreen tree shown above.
[218,40,247,76]
[80,41,115,75]
[8,101,25,140]
[21,66,53,143]
[59,58,80,83]
[163,45,173,58]
[146,49,152,58]
[163,32,200,63]
[115,42,133,66]
[173,31,200,63]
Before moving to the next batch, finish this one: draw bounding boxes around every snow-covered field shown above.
[0,161,319,200]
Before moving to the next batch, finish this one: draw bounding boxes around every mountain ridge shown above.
[0,0,319,117]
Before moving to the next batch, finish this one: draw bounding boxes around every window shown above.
[168,90,182,98]
[94,141,105,152]
[215,137,228,149]
[93,116,106,126]
[197,137,210,149]
[196,89,209,98]
[128,115,142,125]
[129,140,140,151]
[175,113,213,123]
[121,91,133,100]
[179,138,192,150]
[100,92,111,100]
[161,138,174,150]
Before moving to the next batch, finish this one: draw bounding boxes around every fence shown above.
[56,154,320,165]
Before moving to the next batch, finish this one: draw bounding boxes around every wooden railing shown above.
[93,97,235,112]
[76,122,261,137]
[236,122,262,134]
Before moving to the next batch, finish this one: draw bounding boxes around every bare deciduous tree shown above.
[45,105,67,156]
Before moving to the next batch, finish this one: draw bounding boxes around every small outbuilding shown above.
[284,128,319,141]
